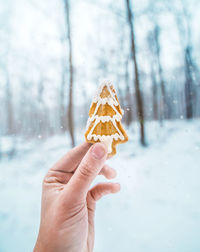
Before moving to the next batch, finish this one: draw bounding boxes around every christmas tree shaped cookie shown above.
[85,81,128,157]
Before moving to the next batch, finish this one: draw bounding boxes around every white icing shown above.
[90,115,121,123]
[93,97,118,106]
[93,81,119,106]
[86,80,125,153]
[99,135,114,154]
[88,133,124,142]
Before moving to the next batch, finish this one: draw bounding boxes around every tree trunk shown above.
[5,73,14,135]
[60,58,67,133]
[37,79,45,136]
[151,69,158,121]
[64,0,75,147]
[154,25,168,120]
[125,0,146,146]
[171,0,195,119]
[125,58,133,126]
[184,46,193,119]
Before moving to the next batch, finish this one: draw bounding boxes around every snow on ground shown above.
[0,120,200,252]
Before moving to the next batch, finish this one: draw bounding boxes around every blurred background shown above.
[0,0,200,251]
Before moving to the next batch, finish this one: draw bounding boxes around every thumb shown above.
[67,143,107,198]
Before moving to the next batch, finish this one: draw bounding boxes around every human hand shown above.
[34,143,120,252]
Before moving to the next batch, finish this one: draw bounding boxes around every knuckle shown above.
[43,171,50,181]
[42,171,57,185]
[42,175,49,186]
[79,161,94,178]
[95,187,102,197]
[90,189,97,201]
[43,172,51,184]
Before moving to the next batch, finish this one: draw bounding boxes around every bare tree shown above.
[184,46,195,119]
[63,0,75,146]
[153,25,168,120]
[5,69,14,135]
[59,54,68,133]
[178,0,196,119]
[147,25,167,123]
[151,68,158,121]
[147,31,158,121]
[0,6,14,135]
[124,57,133,126]
[125,0,146,146]
[165,0,198,119]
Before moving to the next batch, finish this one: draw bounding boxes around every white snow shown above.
[0,120,200,252]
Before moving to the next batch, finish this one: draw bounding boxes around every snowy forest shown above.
[1,0,200,147]
[0,0,200,251]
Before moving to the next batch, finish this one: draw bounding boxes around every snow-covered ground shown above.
[0,120,200,252]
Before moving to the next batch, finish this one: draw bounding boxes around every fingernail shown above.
[113,183,121,192]
[92,143,106,160]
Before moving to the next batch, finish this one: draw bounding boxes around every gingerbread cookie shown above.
[85,81,128,158]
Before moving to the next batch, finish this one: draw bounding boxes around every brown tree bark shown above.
[64,0,75,147]
[184,46,194,119]
[125,0,146,146]
[151,69,158,121]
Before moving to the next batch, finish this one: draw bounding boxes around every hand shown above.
[34,143,120,252]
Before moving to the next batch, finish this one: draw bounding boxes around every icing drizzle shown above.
[86,80,125,153]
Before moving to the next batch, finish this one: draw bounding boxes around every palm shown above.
[35,143,120,252]
[57,174,96,252]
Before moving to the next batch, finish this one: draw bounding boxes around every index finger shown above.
[50,142,92,173]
